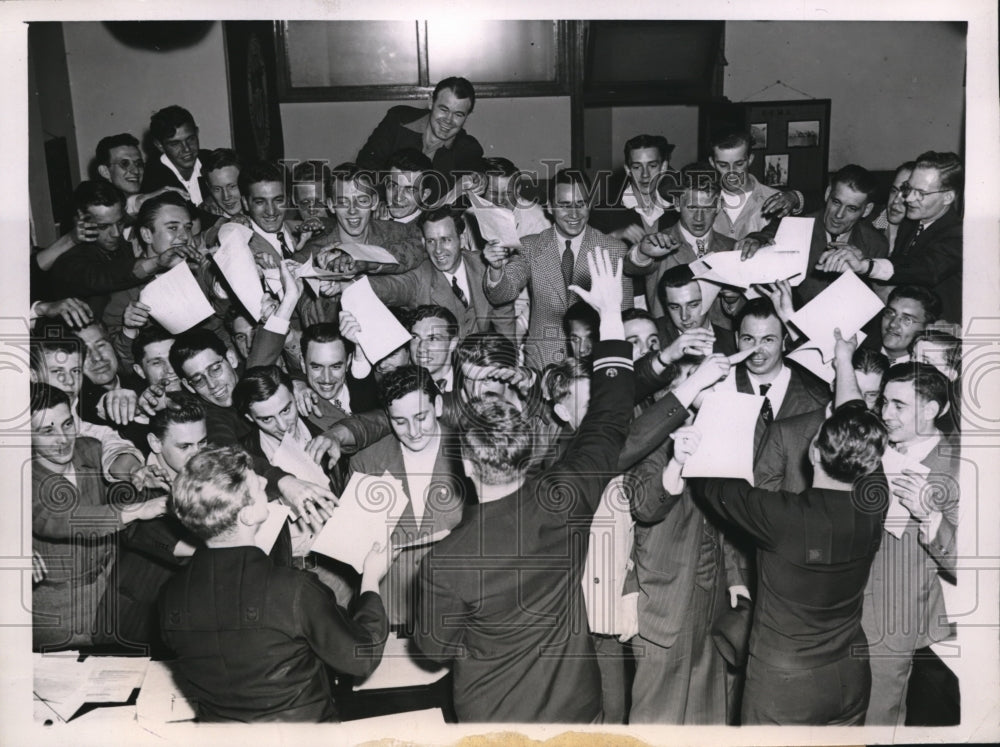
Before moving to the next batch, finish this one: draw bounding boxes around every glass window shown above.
[285,21,420,87]
[427,21,556,83]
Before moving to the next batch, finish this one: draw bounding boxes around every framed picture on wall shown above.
[750,122,767,149]
[787,120,820,148]
[764,154,789,186]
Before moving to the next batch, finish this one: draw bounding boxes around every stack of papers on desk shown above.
[34,653,149,722]
[135,660,197,724]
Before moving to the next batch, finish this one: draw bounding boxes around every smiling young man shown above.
[238,160,296,262]
[141,105,210,206]
[876,285,941,365]
[202,148,244,219]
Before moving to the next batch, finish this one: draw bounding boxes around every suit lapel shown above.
[542,228,569,308]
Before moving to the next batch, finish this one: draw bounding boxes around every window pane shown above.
[427,21,555,83]
[285,21,420,87]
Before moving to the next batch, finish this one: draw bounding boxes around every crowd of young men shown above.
[29,76,964,726]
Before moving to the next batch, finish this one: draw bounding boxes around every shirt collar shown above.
[621,183,667,223]
[892,433,941,462]
[160,152,201,187]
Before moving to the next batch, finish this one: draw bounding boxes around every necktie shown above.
[561,239,574,289]
[829,232,840,244]
[436,378,448,392]
[276,230,291,257]
[451,275,469,307]
[900,223,924,257]
[759,383,774,426]
[695,238,706,257]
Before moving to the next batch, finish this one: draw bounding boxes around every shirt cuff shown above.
[920,509,944,546]
[263,315,290,335]
[791,190,805,215]
[869,257,894,281]
[629,245,653,268]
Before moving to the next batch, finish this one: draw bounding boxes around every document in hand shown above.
[690,217,814,288]
[681,390,765,484]
[340,276,413,363]
[138,262,215,334]
[212,223,265,320]
[310,471,409,572]
[337,242,399,265]
[469,202,521,247]
[787,331,868,383]
[880,446,931,539]
[788,270,884,361]
[271,431,330,488]
[254,503,291,554]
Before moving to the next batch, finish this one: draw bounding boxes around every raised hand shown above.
[637,231,681,260]
[277,476,338,533]
[761,190,798,218]
[568,248,623,320]
[753,279,795,323]
[34,297,94,328]
[669,425,702,465]
[97,388,138,426]
[292,378,323,418]
[661,327,716,364]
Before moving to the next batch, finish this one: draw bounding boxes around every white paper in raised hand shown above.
[788,270,885,361]
[138,262,215,334]
[682,390,765,484]
[340,277,413,363]
[880,446,931,539]
[470,203,521,247]
[337,242,399,265]
[690,217,814,288]
[295,254,341,279]
[212,222,264,320]
[254,503,291,554]
[787,331,868,383]
[271,431,330,488]
[261,267,283,299]
[310,471,409,572]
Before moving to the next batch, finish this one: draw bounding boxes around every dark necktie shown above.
[829,232,840,244]
[451,275,469,308]
[561,239,574,289]
[695,238,706,257]
[276,230,291,257]
[759,383,774,426]
[900,223,924,257]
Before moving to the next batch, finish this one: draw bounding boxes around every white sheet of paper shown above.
[338,242,399,265]
[212,223,264,320]
[393,527,451,551]
[340,277,413,363]
[789,270,885,361]
[295,254,340,279]
[690,217,814,288]
[254,503,291,554]
[470,203,521,247]
[138,262,215,334]
[881,446,931,539]
[261,267,283,298]
[136,660,197,724]
[34,654,150,721]
[271,431,330,488]
[697,279,723,314]
[353,632,448,692]
[310,471,409,572]
[787,331,869,383]
[682,391,764,484]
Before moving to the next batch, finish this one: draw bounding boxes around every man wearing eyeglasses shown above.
[95,133,190,217]
[871,285,941,365]
[817,151,963,324]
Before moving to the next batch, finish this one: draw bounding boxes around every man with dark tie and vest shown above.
[237,160,298,265]
[816,151,963,324]
[483,169,631,369]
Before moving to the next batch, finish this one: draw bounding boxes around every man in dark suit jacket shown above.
[817,152,963,324]
[483,169,631,369]
[368,207,516,340]
[414,249,635,722]
[653,264,738,357]
[357,77,483,198]
[349,365,468,630]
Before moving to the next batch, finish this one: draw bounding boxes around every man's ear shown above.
[420,186,432,204]
[746,152,755,167]
[225,348,240,369]
[133,364,147,381]
[29,368,39,384]
[153,139,165,155]
[824,185,832,202]
[434,396,444,418]
[553,401,570,424]
[147,432,162,455]
[139,226,153,246]
[808,438,820,468]
[920,397,942,425]
[242,196,250,214]
[942,189,956,208]
[97,165,111,181]
[862,202,874,219]
[461,456,477,481]
[181,378,195,394]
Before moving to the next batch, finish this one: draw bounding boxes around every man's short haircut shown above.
[95,133,140,167]
[74,180,124,213]
[679,162,721,197]
[433,76,476,111]
[238,160,285,196]
[735,297,782,335]
[623,308,657,325]
[483,156,519,178]
[325,161,378,198]
[222,303,255,337]
[378,364,440,408]
[232,365,293,417]
[150,105,197,143]
[710,128,752,154]
[131,323,174,367]
[894,160,917,180]
[562,301,599,338]
[623,134,675,164]
[135,191,192,238]
[169,329,227,378]
[461,398,533,484]
[815,403,888,483]
[202,148,241,175]
[148,396,206,439]
[171,445,255,541]
[655,263,699,309]
[884,362,949,415]
[830,164,878,201]
[548,168,593,205]
[887,285,943,325]
[914,151,964,194]
[454,332,518,370]
[30,381,71,415]
[852,347,889,379]
[301,322,355,361]
[912,328,963,373]
[387,148,433,174]
[409,305,459,339]
[417,205,465,236]
[30,320,82,373]
[541,357,591,405]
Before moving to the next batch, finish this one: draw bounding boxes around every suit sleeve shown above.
[367,270,421,308]
[51,250,145,297]
[627,439,681,524]
[357,110,401,171]
[696,478,797,552]
[297,581,388,678]
[413,556,468,662]
[753,421,789,491]
[483,249,531,305]
[367,224,427,275]
[616,391,689,473]
[890,224,962,287]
